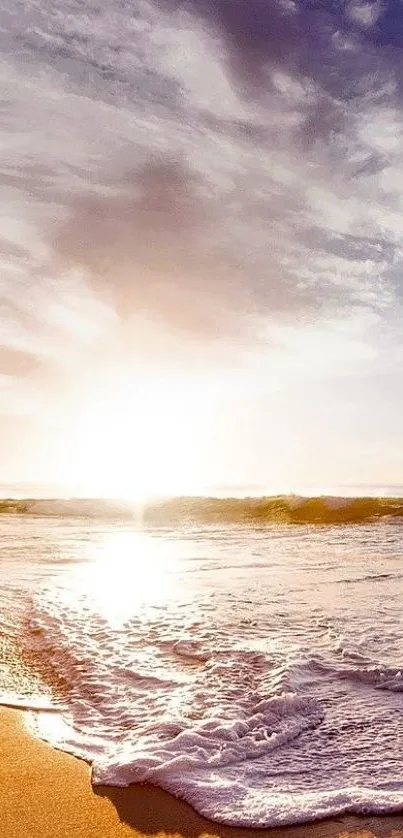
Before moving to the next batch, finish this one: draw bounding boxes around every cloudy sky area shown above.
[2,0,403,495]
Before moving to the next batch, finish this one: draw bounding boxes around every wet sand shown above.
[1,708,403,838]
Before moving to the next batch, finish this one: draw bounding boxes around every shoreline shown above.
[2,708,403,838]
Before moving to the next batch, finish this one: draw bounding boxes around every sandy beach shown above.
[1,708,402,838]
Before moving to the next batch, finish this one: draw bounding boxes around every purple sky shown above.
[1,0,403,494]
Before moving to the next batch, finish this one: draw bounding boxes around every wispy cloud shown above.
[2,0,403,467]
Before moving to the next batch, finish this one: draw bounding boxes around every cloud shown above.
[2,0,403,419]
[155,0,393,102]
[346,2,384,30]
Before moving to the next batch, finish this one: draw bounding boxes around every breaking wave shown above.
[2,495,403,524]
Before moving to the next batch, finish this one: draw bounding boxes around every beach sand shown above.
[1,708,403,838]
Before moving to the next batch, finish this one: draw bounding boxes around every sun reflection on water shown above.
[68,529,180,627]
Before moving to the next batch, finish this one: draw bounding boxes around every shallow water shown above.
[1,514,403,826]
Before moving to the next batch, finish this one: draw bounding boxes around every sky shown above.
[2,0,403,496]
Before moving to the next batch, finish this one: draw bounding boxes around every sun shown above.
[58,372,212,500]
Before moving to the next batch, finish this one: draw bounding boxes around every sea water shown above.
[1,512,403,827]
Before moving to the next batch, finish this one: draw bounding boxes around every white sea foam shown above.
[2,516,403,826]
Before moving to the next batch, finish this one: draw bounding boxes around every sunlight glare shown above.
[71,530,179,626]
[60,372,212,500]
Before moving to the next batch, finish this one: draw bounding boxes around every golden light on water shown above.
[70,530,180,626]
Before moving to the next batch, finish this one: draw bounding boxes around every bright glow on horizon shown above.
[56,372,213,501]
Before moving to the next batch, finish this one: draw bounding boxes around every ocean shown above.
[1,504,403,827]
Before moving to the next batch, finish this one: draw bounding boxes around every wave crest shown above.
[2,495,403,524]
